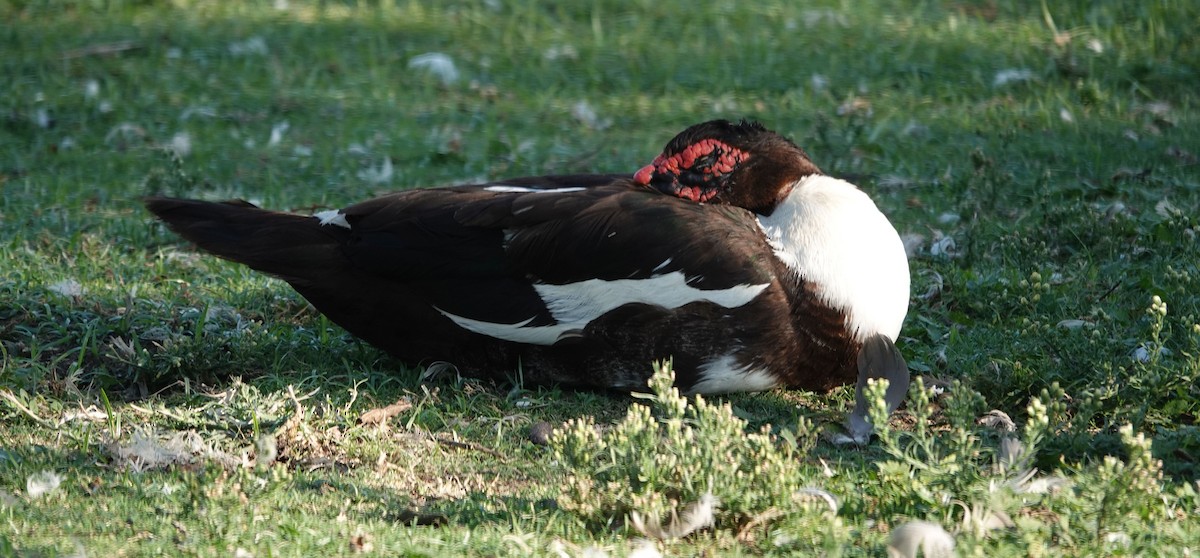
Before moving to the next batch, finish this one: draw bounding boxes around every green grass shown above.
[2,0,1199,555]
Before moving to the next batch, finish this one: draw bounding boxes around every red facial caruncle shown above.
[633,138,751,203]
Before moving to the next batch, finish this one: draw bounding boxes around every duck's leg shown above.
[846,332,910,442]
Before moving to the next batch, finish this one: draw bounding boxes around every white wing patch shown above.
[313,209,351,229]
[484,185,588,194]
[432,313,584,345]
[437,271,769,345]
[690,354,780,394]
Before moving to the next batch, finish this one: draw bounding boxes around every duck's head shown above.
[633,119,822,216]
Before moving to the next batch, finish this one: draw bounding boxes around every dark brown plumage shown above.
[146,120,911,433]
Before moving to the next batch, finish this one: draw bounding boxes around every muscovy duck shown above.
[146,120,911,435]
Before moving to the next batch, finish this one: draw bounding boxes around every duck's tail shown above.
[144,197,344,283]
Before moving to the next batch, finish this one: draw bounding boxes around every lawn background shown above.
[1,0,1198,556]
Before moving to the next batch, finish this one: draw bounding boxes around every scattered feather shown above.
[998,437,1026,468]
[356,157,395,184]
[48,278,85,298]
[59,406,109,424]
[34,108,52,129]
[929,233,958,258]
[1166,146,1197,164]
[548,540,571,558]
[1059,108,1074,123]
[901,120,929,137]
[818,458,837,478]
[793,487,839,513]
[106,430,245,471]
[887,520,955,558]
[1056,319,1093,330]
[228,36,268,56]
[957,501,1015,537]
[1086,39,1104,53]
[993,68,1034,87]
[107,431,196,471]
[877,175,915,189]
[571,101,611,130]
[255,434,278,467]
[60,40,140,60]
[801,9,847,28]
[836,97,872,117]
[977,410,1015,432]
[84,79,100,98]
[1140,101,1173,119]
[98,100,114,114]
[105,123,147,146]
[1105,532,1131,547]
[810,73,829,91]
[901,233,925,259]
[548,540,611,558]
[1016,473,1070,495]
[1104,201,1129,219]
[234,548,254,558]
[421,361,460,382]
[1155,198,1180,218]
[268,121,289,147]
[167,132,192,157]
[179,105,217,120]
[626,540,661,558]
[629,493,718,540]
[915,269,943,301]
[543,44,579,61]
[26,471,63,498]
[936,212,960,225]
[408,52,460,85]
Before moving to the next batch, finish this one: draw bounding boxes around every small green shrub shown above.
[550,360,823,541]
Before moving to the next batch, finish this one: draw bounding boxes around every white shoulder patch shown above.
[757,175,910,341]
[484,185,588,194]
[313,209,351,229]
[436,271,769,345]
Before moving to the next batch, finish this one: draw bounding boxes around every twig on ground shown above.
[61,40,141,60]
[428,434,506,460]
[736,507,785,542]
[0,389,53,428]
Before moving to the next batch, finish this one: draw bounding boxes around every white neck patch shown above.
[756,175,910,341]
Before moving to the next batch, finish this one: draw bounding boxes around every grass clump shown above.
[3,0,1200,554]
[549,362,1199,555]
[551,360,828,545]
